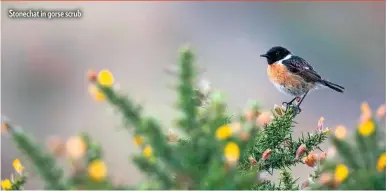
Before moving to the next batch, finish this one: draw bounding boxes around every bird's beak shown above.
[260,54,268,58]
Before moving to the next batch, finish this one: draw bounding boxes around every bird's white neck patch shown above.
[278,54,292,64]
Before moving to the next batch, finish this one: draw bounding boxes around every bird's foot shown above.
[293,105,302,116]
[282,101,293,112]
[282,102,302,116]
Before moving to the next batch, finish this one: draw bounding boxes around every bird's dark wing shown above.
[282,56,322,82]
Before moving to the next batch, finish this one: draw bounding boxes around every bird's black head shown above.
[260,46,291,65]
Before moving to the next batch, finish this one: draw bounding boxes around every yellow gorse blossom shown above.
[66,136,87,159]
[88,85,105,102]
[224,142,240,163]
[143,145,153,158]
[216,125,232,140]
[358,120,375,136]
[13,159,24,174]
[134,135,143,146]
[334,164,349,183]
[87,160,107,181]
[1,179,12,190]
[334,125,347,140]
[97,69,115,87]
[377,152,386,172]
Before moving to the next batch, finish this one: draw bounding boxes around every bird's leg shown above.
[282,97,299,111]
[293,91,309,115]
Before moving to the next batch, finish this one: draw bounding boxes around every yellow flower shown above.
[87,160,107,181]
[358,120,375,136]
[134,136,143,146]
[1,179,12,190]
[334,164,349,183]
[13,159,24,174]
[216,125,232,140]
[377,152,386,172]
[97,69,115,87]
[143,145,153,158]
[334,125,347,140]
[224,142,240,163]
[88,85,105,102]
[66,136,87,159]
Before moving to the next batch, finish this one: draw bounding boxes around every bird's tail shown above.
[320,80,345,93]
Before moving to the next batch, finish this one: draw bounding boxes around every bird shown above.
[260,46,344,114]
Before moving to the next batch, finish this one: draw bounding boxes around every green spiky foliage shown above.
[310,114,386,190]
[239,105,329,190]
[2,123,131,190]
[2,47,331,190]
[3,125,68,190]
[94,47,262,189]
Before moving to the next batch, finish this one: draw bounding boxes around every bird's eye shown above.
[276,52,280,55]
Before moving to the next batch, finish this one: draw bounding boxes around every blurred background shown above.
[1,1,385,189]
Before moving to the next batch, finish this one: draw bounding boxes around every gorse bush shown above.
[310,103,386,190]
[1,47,385,190]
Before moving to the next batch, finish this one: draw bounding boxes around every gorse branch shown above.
[240,108,329,174]
[2,122,68,190]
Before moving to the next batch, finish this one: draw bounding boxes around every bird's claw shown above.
[293,105,302,115]
[282,102,302,115]
[282,101,291,111]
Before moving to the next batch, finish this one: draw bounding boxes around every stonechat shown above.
[260,46,344,114]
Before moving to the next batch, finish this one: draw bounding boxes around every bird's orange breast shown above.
[267,63,302,88]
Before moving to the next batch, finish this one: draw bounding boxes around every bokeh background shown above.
[1,1,385,189]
